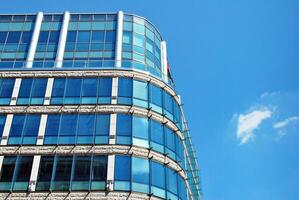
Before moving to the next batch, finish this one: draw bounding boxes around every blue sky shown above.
[1,0,299,199]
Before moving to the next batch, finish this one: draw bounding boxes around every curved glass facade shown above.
[0,12,200,200]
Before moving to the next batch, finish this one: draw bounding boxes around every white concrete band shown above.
[10,78,21,105]
[44,78,54,105]
[115,11,123,67]
[28,155,41,191]
[55,11,70,68]
[0,114,13,145]
[161,41,168,83]
[26,12,43,68]
[106,155,115,191]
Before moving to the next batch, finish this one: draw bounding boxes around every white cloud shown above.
[273,116,299,129]
[236,107,272,144]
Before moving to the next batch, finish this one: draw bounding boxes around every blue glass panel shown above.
[105,31,116,42]
[166,168,178,195]
[6,31,21,43]
[20,31,32,43]
[116,114,132,136]
[114,156,131,181]
[38,31,49,43]
[77,31,90,42]
[123,31,132,44]
[9,115,25,137]
[151,161,166,189]
[82,78,97,97]
[91,31,104,42]
[0,32,8,43]
[0,79,15,98]
[31,78,47,97]
[65,78,82,97]
[22,115,40,144]
[77,114,95,144]
[98,78,112,97]
[149,84,162,113]
[132,157,149,193]
[49,31,59,42]
[51,78,66,97]
[133,116,148,143]
[59,115,77,144]
[118,78,132,98]
[66,31,76,42]
[18,78,33,98]
[0,115,6,138]
[133,80,148,108]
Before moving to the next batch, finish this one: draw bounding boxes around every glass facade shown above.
[0,12,200,200]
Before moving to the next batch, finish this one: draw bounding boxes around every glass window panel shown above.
[133,116,148,140]
[133,80,148,101]
[6,31,21,43]
[18,78,33,98]
[114,156,130,181]
[105,31,116,43]
[133,23,145,35]
[9,115,25,136]
[123,31,132,44]
[132,157,149,184]
[65,78,82,97]
[91,156,107,181]
[81,78,97,97]
[22,115,40,136]
[20,31,32,43]
[52,78,66,97]
[53,156,73,190]
[77,31,90,42]
[166,168,178,194]
[31,78,47,97]
[149,84,162,107]
[0,115,6,137]
[0,156,16,182]
[0,79,15,98]
[49,31,59,42]
[59,114,78,136]
[95,114,110,136]
[116,114,132,136]
[14,156,33,182]
[66,31,76,42]
[73,156,91,181]
[98,78,112,97]
[77,114,95,136]
[37,156,54,183]
[91,31,104,42]
[150,120,164,145]
[0,32,8,43]
[118,78,132,97]
[45,114,60,136]
[133,33,144,47]
[151,161,165,189]
[38,31,49,43]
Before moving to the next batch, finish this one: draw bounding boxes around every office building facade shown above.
[0,11,201,199]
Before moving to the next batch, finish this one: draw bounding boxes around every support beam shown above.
[161,41,168,83]
[25,12,43,68]
[10,78,21,105]
[55,11,70,68]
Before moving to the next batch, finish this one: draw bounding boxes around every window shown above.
[132,116,148,148]
[150,119,164,153]
[0,115,6,142]
[0,156,33,191]
[149,84,163,113]
[132,157,149,193]
[72,156,91,190]
[36,156,54,190]
[133,80,148,108]
[52,156,73,190]
[114,155,131,191]
[51,78,112,105]
[8,114,41,145]
[0,79,15,105]
[151,161,166,198]
[165,127,176,160]
[44,114,110,145]
[118,78,132,104]
[17,78,47,105]
[36,155,108,191]
[164,91,174,121]
[166,168,178,198]
[116,114,132,145]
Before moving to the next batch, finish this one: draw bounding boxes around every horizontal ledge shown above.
[0,144,186,180]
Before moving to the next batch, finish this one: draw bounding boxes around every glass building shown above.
[0,11,201,200]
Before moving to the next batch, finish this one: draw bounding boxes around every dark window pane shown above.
[31,78,47,97]
[54,156,72,181]
[0,79,15,98]
[14,156,33,181]
[0,115,6,138]
[0,32,8,43]
[91,156,107,181]
[22,115,40,136]
[20,32,32,43]
[0,156,17,182]
[73,156,91,181]
[37,156,54,181]
[45,114,60,136]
